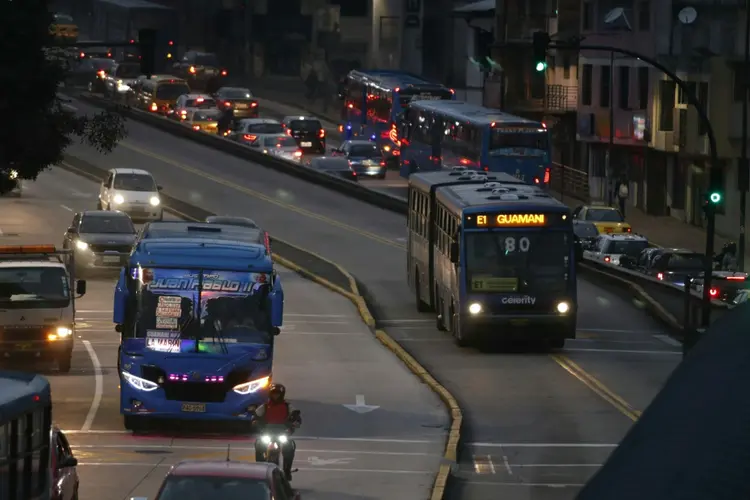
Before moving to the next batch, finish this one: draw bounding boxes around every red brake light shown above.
[168,40,174,46]
[196,97,204,103]
[107,52,112,57]
[533,177,540,184]
[380,161,385,166]
[459,158,471,165]
[189,66,196,73]
[348,103,353,109]
[79,52,85,58]
[129,39,135,44]
[625,227,632,232]
[657,272,664,280]
[97,70,106,77]
[294,150,303,158]
[243,134,257,141]
[33,394,40,402]
[286,129,292,136]
[450,88,455,94]
[709,287,718,297]
[319,129,325,138]
[251,102,258,107]
[193,125,200,130]
[727,276,745,280]
[224,101,231,107]
[221,69,228,76]
[150,102,158,111]
[543,167,551,184]
[604,256,610,263]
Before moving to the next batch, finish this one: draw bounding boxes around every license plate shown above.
[102,255,120,263]
[15,343,32,350]
[205,69,215,75]
[301,142,312,147]
[235,103,248,109]
[510,319,529,326]
[146,337,181,353]
[181,403,206,413]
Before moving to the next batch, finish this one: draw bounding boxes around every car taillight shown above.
[544,168,551,184]
[657,272,664,280]
[286,129,292,136]
[294,150,303,158]
[189,66,196,73]
[380,161,385,166]
[533,176,541,184]
[97,70,106,78]
[224,101,231,107]
[319,129,325,138]
[251,102,258,107]
[193,125,200,130]
[150,102,158,111]
[727,276,746,280]
[221,69,228,76]
[604,256,610,263]
[624,227,631,232]
[243,134,257,141]
[709,287,718,297]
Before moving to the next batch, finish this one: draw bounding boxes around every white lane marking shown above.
[60,205,74,212]
[61,104,78,112]
[307,456,354,466]
[461,480,584,487]
[577,328,664,334]
[653,334,682,347]
[510,464,602,467]
[568,339,656,344]
[76,463,433,474]
[81,340,103,432]
[378,319,434,324]
[470,443,617,448]
[563,347,680,355]
[70,444,436,456]
[502,455,513,475]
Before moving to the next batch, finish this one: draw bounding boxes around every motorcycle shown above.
[252,409,301,480]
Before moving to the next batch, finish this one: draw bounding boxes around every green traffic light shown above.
[535,62,547,72]
[709,192,722,203]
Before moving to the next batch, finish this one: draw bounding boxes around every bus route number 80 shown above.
[504,236,530,253]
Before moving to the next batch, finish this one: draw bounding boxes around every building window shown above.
[734,69,747,102]
[638,1,650,31]
[678,81,698,105]
[582,64,593,105]
[618,66,630,109]
[582,2,593,31]
[329,0,367,17]
[638,67,649,109]
[563,55,571,79]
[600,65,611,108]
[659,80,676,132]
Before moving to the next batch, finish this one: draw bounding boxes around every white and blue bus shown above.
[338,70,455,166]
[399,101,552,186]
[407,168,576,348]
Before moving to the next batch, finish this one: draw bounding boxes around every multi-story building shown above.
[490,0,581,170]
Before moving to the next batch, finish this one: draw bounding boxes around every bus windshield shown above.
[0,266,70,309]
[489,128,548,153]
[465,231,570,293]
[132,268,274,348]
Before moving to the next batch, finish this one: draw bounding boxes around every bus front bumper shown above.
[461,313,576,340]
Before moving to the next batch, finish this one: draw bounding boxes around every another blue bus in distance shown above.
[407,168,576,347]
[0,371,52,499]
[399,101,552,186]
[114,222,283,431]
[338,70,455,166]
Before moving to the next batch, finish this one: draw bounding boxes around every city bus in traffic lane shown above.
[407,168,576,347]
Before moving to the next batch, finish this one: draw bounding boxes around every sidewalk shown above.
[246,75,747,263]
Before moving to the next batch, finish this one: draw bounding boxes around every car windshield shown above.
[91,59,115,71]
[667,253,705,270]
[573,223,598,238]
[54,13,74,23]
[80,215,135,234]
[465,231,570,293]
[289,120,321,131]
[247,123,283,134]
[264,136,296,147]
[0,267,70,309]
[195,54,220,66]
[115,64,140,78]
[131,268,274,345]
[349,144,379,157]
[585,209,624,222]
[489,128,548,152]
[113,174,156,191]
[607,240,648,256]
[220,88,253,98]
[186,98,216,109]
[155,83,190,100]
[157,475,271,500]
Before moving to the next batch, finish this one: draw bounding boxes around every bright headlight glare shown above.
[556,302,570,314]
[56,326,73,337]
[76,240,88,250]
[232,375,270,395]
[260,435,272,444]
[113,194,125,204]
[468,303,482,315]
[278,435,288,443]
[9,169,18,179]
[122,371,159,392]
[149,196,160,206]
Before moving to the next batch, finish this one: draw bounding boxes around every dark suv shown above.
[282,116,326,154]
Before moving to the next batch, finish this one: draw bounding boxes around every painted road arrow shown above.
[343,394,379,414]
[307,456,354,466]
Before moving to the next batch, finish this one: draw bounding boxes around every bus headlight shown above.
[122,371,159,392]
[149,196,160,206]
[76,240,89,250]
[556,302,570,314]
[113,194,125,204]
[468,303,482,315]
[233,376,270,395]
[56,326,73,337]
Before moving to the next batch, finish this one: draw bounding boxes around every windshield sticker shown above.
[145,330,181,353]
[156,317,178,329]
[470,276,518,292]
[146,330,180,339]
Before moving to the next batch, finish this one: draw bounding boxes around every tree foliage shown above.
[0,0,127,193]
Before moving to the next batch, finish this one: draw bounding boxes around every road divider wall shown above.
[69,91,733,339]
[57,156,461,500]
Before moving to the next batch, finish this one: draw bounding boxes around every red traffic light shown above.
[168,40,174,46]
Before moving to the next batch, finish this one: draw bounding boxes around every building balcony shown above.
[508,84,578,113]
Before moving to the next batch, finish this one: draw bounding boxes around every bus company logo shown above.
[501,296,536,305]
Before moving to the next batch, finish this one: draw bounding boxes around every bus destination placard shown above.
[465,213,567,228]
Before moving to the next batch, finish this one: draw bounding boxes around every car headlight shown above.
[260,434,272,444]
[113,194,125,204]
[556,302,570,314]
[278,435,288,444]
[149,196,160,206]
[8,169,18,180]
[76,240,88,250]
[122,371,159,392]
[56,326,73,337]
[232,376,270,395]
[468,303,482,315]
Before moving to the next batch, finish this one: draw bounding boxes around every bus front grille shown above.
[162,381,228,403]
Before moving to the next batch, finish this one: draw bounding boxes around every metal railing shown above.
[546,84,578,111]
[548,162,589,201]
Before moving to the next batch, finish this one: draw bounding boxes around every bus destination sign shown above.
[465,213,564,228]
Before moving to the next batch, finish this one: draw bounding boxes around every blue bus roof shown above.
[407,100,542,127]
[140,221,264,245]
[410,169,569,214]
[0,371,51,421]
[347,70,449,92]
[130,239,271,271]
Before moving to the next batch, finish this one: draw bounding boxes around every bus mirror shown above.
[449,242,459,263]
[75,280,87,296]
[115,324,122,333]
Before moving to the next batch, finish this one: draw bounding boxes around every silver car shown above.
[265,136,302,161]
[230,118,285,147]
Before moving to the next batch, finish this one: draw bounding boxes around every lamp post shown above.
[739,1,750,270]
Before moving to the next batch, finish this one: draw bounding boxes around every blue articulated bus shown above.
[0,371,52,499]
[114,222,283,431]
[338,70,455,167]
[407,168,576,347]
[399,100,552,186]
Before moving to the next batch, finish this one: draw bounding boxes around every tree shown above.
[0,0,127,194]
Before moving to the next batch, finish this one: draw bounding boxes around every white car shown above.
[98,168,163,222]
[229,118,285,146]
[583,233,649,266]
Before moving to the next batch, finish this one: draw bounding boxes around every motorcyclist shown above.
[217,105,234,136]
[715,241,738,271]
[252,383,301,480]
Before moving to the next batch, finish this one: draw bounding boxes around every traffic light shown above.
[138,29,157,77]
[532,31,550,72]
[707,165,724,207]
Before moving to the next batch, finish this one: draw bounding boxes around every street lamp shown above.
[739,2,750,270]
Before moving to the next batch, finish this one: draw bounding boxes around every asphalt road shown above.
[63,94,682,498]
[1,167,445,500]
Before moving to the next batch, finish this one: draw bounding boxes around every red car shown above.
[139,460,300,500]
[51,427,79,500]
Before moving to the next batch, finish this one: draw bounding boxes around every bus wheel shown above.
[414,274,431,312]
[452,308,472,347]
[124,415,144,432]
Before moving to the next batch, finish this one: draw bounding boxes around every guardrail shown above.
[69,90,734,342]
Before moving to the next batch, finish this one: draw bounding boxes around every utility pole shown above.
[739,0,750,270]
[606,50,615,205]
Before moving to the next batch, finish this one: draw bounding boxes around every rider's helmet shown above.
[725,241,737,254]
[269,383,286,402]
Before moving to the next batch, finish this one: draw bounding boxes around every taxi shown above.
[187,109,221,134]
[50,13,79,41]
[131,75,190,114]
[572,204,631,234]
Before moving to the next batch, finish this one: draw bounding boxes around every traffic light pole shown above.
[549,41,719,329]
[739,4,750,271]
